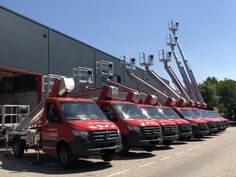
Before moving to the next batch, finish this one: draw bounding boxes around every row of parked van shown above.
[97,93,229,156]
[8,79,229,169]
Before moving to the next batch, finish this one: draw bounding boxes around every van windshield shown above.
[206,111,222,118]
[162,108,181,119]
[112,104,145,119]
[179,109,198,119]
[190,109,203,118]
[141,107,166,119]
[60,101,106,120]
[200,110,211,117]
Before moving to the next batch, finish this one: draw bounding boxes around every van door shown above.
[41,102,64,154]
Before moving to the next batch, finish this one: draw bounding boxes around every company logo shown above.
[104,132,110,140]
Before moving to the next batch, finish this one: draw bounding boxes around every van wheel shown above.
[163,141,172,146]
[119,138,129,156]
[185,137,191,141]
[196,135,203,139]
[13,139,25,158]
[59,145,76,169]
[101,154,113,162]
[144,146,154,152]
[178,137,185,141]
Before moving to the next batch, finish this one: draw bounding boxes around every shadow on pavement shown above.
[172,141,188,145]
[113,151,155,160]
[208,133,220,136]
[0,151,112,175]
[186,138,205,142]
[202,136,214,139]
[154,146,174,151]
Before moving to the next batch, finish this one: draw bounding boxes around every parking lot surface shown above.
[0,127,235,177]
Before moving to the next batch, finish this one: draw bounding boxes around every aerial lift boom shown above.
[106,78,162,106]
[168,20,206,107]
[166,34,197,103]
[139,52,187,105]
[159,50,194,106]
[15,76,74,131]
[121,56,184,107]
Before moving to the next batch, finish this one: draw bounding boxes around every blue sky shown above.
[1,0,236,83]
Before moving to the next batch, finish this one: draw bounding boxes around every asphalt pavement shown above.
[0,127,235,177]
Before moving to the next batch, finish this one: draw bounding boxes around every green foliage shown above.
[199,77,219,110]
[199,77,236,120]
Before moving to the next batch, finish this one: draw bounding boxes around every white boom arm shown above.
[15,77,74,131]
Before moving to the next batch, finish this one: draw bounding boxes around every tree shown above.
[217,79,236,120]
[199,77,219,110]
[199,77,236,120]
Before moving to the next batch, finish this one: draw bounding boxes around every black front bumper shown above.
[178,124,193,139]
[161,125,179,143]
[209,127,218,134]
[69,136,122,157]
[192,129,209,136]
[192,123,209,136]
[126,131,162,147]
[162,134,179,142]
[178,132,192,139]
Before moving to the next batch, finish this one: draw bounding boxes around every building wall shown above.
[0,6,170,103]
[0,7,48,74]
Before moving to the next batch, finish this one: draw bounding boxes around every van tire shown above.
[118,138,129,156]
[101,154,113,162]
[59,145,76,169]
[144,146,154,152]
[163,141,172,146]
[13,139,25,158]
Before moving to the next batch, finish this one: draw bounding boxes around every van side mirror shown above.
[108,112,117,121]
[104,110,117,121]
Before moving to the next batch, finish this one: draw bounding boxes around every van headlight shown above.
[72,130,89,137]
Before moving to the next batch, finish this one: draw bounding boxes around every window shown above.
[101,105,115,120]
[162,108,181,119]
[59,101,106,120]
[112,104,144,119]
[46,103,62,124]
[140,107,166,119]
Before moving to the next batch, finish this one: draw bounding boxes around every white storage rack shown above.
[0,105,30,137]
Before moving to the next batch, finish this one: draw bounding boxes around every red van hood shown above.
[202,118,216,122]
[124,118,159,127]
[222,118,228,121]
[206,117,224,122]
[218,118,227,122]
[67,120,118,132]
[188,119,207,124]
[169,118,190,125]
[151,118,176,126]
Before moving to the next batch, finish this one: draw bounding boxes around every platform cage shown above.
[96,60,114,77]
[139,52,154,67]
[43,74,67,92]
[73,67,94,85]
[159,49,172,63]
[0,105,30,132]
[120,56,136,70]
[168,20,179,34]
